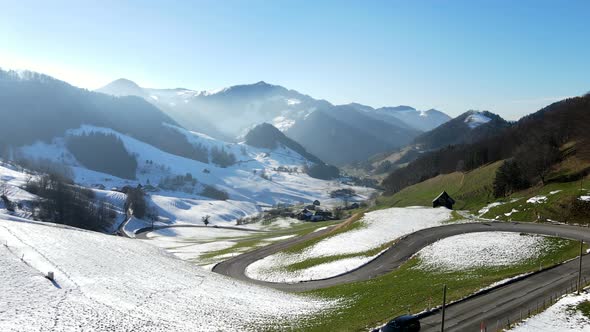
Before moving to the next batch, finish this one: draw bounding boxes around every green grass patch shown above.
[375,161,502,212]
[576,301,590,319]
[299,236,583,332]
[482,180,590,223]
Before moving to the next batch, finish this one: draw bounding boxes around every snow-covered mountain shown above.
[98,79,451,136]
[97,79,449,165]
[412,110,509,150]
[0,69,373,233]
[286,106,420,165]
[97,79,332,140]
[371,110,509,173]
[347,104,451,131]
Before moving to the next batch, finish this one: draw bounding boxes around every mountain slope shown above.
[0,69,209,164]
[286,109,397,166]
[369,110,509,174]
[97,79,231,140]
[244,123,322,164]
[0,215,333,331]
[347,103,451,131]
[98,79,332,139]
[97,79,451,161]
[382,95,590,195]
[412,110,510,150]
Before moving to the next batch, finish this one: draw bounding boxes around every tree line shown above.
[26,173,116,232]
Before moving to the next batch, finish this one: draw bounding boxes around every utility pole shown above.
[441,284,447,332]
[578,240,584,295]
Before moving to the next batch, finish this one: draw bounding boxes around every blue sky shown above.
[1,0,589,119]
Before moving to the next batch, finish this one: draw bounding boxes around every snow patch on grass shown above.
[246,253,379,283]
[415,232,558,272]
[478,202,504,216]
[508,292,590,331]
[527,196,548,204]
[246,207,451,282]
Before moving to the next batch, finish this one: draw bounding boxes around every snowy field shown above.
[0,216,335,332]
[0,162,38,219]
[508,292,590,332]
[246,207,451,283]
[141,217,318,268]
[14,125,373,230]
[415,232,565,272]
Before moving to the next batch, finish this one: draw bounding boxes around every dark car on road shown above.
[372,315,421,332]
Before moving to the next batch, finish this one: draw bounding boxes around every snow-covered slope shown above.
[97,79,452,140]
[464,111,492,129]
[0,216,334,331]
[97,79,331,139]
[245,207,451,283]
[415,232,566,271]
[374,106,451,131]
[15,125,372,228]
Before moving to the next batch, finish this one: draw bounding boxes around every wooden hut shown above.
[432,191,455,209]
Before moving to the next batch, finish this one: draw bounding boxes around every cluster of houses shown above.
[296,200,333,221]
[294,199,362,222]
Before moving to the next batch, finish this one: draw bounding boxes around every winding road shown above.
[139,220,590,331]
[212,221,590,292]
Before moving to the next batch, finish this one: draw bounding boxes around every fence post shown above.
[579,240,584,295]
[440,284,447,332]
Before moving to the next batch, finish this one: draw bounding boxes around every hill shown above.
[380,94,590,222]
[98,79,451,165]
[412,110,510,150]
[377,161,503,211]
[244,123,322,164]
[0,215,332,331]
[0,69,208,165]
[356,110,508,176]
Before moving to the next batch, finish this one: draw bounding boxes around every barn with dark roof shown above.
[432,191,455,209]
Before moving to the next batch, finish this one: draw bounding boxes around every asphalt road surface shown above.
[142,220,590,331]
[213,221,590,292]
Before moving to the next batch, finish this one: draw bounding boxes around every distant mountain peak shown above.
[110,78,140,87]
[97,78,145,97]
[388,105,417,112]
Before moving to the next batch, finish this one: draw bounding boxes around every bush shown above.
[158,173,198,193]
[201,185,229,200]
[125,186,146,218]
[211,146,236,168]
[306,163,340,180]
[330,188,356,198]
[1,194,15,212]
[561,196,590,224]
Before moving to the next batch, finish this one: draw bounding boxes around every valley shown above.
[1,44,590,332]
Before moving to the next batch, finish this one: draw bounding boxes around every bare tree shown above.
[202,215,210,227]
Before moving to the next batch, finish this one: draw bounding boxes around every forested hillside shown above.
[382,95,590,195]
[0,70,207,163]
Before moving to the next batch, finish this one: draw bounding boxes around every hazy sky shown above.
[1,0,589,120]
